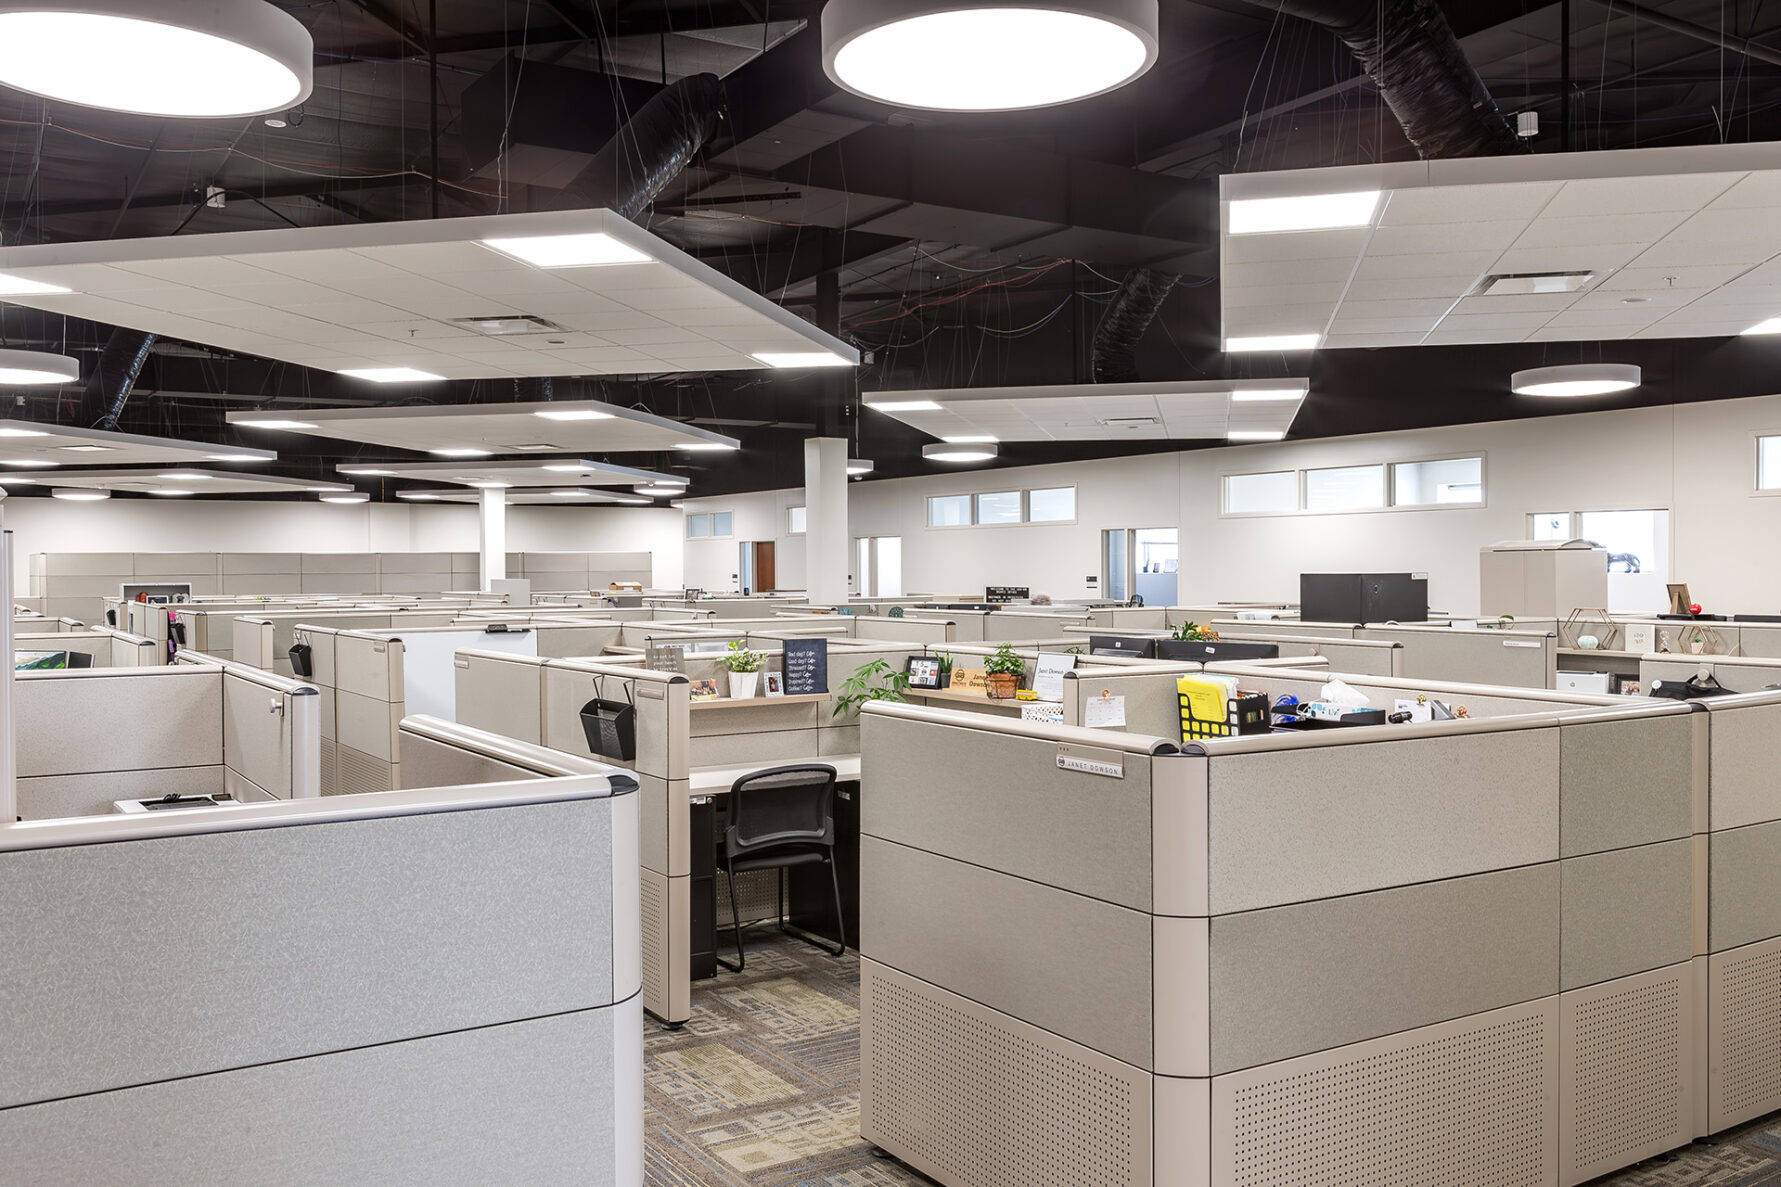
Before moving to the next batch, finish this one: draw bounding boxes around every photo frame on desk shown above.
[906,655,943,690]
[1668,583,1693,615]
[764,673,785,697]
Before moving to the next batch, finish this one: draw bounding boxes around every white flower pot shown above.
[728,671,759,699]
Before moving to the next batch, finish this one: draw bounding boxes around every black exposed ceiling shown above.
[1,0,1781,500]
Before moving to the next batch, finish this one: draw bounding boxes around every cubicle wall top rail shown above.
[172,651,319,697]
[862,699,1179,755]
[399,715,639,785]
[1209,663,1626,707]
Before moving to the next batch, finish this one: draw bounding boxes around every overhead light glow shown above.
[865,399,942,412]
[922,442,997,463]
[0,1,312,118]
[156,472,210,481]
[63,445,116,452]
[634,481,688,496]
[205,453,267,462]
[50,487,109,501]
[751,351,854,369]
[481,232,653,269]
[847,458,875,476]
[1743,318,1781,336]
[149,489,194,497]
[941,435,998,444]
[320,491,370,504]
[430,448,492,458]
[1228,430,1286,442]
[238,419,317,431]
[0,427,49,438]
[822,1,1160,112]
[533,408,615,422]
[465,480,511,490]
[338,368,445,383]
[0,459,57,468]
[551,490,594,498]
[0,348,79,385]
[1480,271,1596,296]
[1228,191,1382,235]
[541,463,590,473]
[0,272,70,296]
[339,468,396,477]
[1230,388,1307,403]
[1226,334,1322,353]
[676,442,740,451]
[1511,363,1642,397]
[398,491,441,501]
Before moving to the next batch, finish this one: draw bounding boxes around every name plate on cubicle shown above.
[1056,744,1124,779]
[783,638,829,695]
[1502,640,1541,649]
[951,668,989,693]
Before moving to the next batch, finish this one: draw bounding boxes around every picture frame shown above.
[1668,583,1694,615]
[689,679,721,702]
[764,673,785,697]
[905,655,943,690]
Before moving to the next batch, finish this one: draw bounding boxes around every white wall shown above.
[679,489,805,593]
[0,500,684,591]
[684,393,1781,615]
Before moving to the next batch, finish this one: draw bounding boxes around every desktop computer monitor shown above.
[67,652,95,669]
[1155,640,1280,663]
[1088,635,1156,660]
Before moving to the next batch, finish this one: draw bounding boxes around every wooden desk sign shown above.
[951,667,990,693]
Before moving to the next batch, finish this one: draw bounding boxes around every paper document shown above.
[1083,695,1126,728]
[1021,701,1065,724]
[1031,652,1077,702]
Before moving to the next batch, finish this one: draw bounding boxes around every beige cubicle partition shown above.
[1357,623,1560,688]
[858,690,1703,1187]
[14,660,319,821]
[15,627,158,667]
[0,725,640,1185]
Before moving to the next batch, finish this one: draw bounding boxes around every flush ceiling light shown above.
[1228,191,1382,235]
[533,408,614,422]
[0,272,70,296]
[923,442,998,463]
[63,445,114,452]
[338,367,445,383]
[1511,363,1641,397]
[0,459,56,468]
[1231,388,1307,403]
[677,442,739,452]
[319,491,370,504]
[148,489,194,497]
[0,427,47,438]
[848,458,875,476]
[465,480,511,490]
[822,0,1160,112]
[1228,430,1286,442]
[205,454,266,462]
[1225,334,1322,353]
[540,463,588,473]
[634,481,688,496]
[237,418,317,431]
[0,348,78,385]
[481,233,652,269]
[397,491,440,501]
[156,471,209,481]
[339,467,396,477]
[0,0,313,117]
[550,490,594,498]
[865,399,942,412]
[430,448,492,458]
[51,487,108,501]
[1743,317,1781,336]
[752,351,855,369]
[941,435,998,444]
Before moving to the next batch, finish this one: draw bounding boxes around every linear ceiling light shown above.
[848,458,875,476]
[148,489,194,497]
[677,441,739,451]
[752,351,854,368]
[0,272,70,296]
[0,0,313,118]
[430,448,492,459]
[941,435,998,444]
[339,467,396,477]
[533,408,614,422]
[865,399,942,412]
[338,368,445,383]
[1228,430,1286,442]
[635,481,688,496]
[50,487,109,501]
[0,348,78,385]
[237,419,316,431]
[0,459,57,468]
[1225,334,1322,353]
[319,491,370,504]
[1230,388,1307,403]
[204,453,267,462]
[1511,363,1641,397]
[923,442,997,463]
[481,233,653,268]
[0,427,47,438]
[822,0,1159,112]
[1743,317,1781,336]
[1228,191,1382,234]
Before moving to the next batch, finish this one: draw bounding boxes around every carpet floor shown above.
[642,935,1781,1187]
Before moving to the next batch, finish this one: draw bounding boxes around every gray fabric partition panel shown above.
[1208,863,1560,1074]
[221,673,294,799]
[1212,619,1357,639]
[396,733,546,789]
[1559,840,1694,990]
[1205,729,1560,913]
[1737,625,1781,659]
[455,656,544,746]
[690,700,822,738]
[1705,702,1781,832]
[1559,713,1696,856]
[862,713,1156,911]
[860,835,1154,1069]
[688,729,823,769]
[17,767,226,821]
[543,668,678,779]
[0,799,616,1108]
[1356,628,1554,688]
[1709,821,1781,952]
[16,671,223,777]
[1069,671,1187,740]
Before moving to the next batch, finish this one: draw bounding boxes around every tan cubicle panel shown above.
[1211,617,1360,639]
[14,627,158,667]
[858,695,1701,1187]
[1357,623,1560,688]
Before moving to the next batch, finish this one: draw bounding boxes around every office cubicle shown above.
[13,659,319,821]
[14,626,158,668]
[0,720,640,1185]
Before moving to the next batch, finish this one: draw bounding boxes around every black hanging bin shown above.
[580,680,637,762]
[288,642,314,678]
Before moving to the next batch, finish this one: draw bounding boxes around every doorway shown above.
[853,536,904,598]
[1103,528,1179,605]
[738,541,777,594]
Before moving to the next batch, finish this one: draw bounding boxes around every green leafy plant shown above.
[1171,621,1219,642]
[833,659,909,717]
[721,641,764,674]
[985,643,1025,677]
[1064,645,1085,656]
[935,651,955,675]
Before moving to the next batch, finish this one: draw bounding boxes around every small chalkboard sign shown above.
[783,637,829,695]
[985,586,1030,603]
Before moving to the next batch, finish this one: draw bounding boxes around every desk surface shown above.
[690,755,862,795]
[908,687,1025,707]
[688,692,832,711]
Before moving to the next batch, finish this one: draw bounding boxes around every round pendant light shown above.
[923,442,998,463]
[51,487,109,501]
[319,491,370,505]
[0,0,314,118]
[0,348,78,386]
[1511,363,1642,398]
[822,0,1159,112]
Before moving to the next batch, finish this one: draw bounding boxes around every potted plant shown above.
[985,643,1025,700]
[722,641,764,699]
[936,651,955,688]
[833,659,910,717]
[1688,632,1707,655]
[1171,621,1219,643]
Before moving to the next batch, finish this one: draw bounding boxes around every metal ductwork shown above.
[552,72,725,220]
[83,328,156,430]
[1236,0,1526,160]
[1092,269,1180,384]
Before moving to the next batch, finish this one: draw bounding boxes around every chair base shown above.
[716,861,847,973]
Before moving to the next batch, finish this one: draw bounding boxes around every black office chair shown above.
[716,764,845,972]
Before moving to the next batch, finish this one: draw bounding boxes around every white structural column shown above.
[479,488,507,592]
[803,437,850,605]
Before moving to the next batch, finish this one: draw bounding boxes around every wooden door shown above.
[756,541,776,592]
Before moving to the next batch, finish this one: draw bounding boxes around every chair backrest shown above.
[725,764,838,858]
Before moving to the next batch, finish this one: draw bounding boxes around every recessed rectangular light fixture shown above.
[466,480,512,489]
[430,448,492,458]
[541,463,587,472]
[0,427,48,438]
[676,442,739,451]
[481,233,653,268]
[1228,190,1382,235]
[533,408,614,422]
[339,368,445,383]
[511,443,561,451]
[238,419,317,430]
[157,472,211,481]
[0,272,72,296]
[1231,389,1307,402]
[1228,430,1287,441]
[866,400,942,412]
[751,351,854,368]
[1225,334,1322,353]
[59,444,115,452]
[941,435,998,444]
[339,468,396,477]
[205,453,267,462]
[1743,317,1781,335]
[1478,271,1595,296]
[451,315,565,336]
[0,459,57,467]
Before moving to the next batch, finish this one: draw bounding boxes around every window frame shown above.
[1027,485,1078,524]
[685,513,711,540]
[1221,469,1300,517]
[787,505,806,535]
[1756,433,1781,494]
[1219,452,1489,518]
